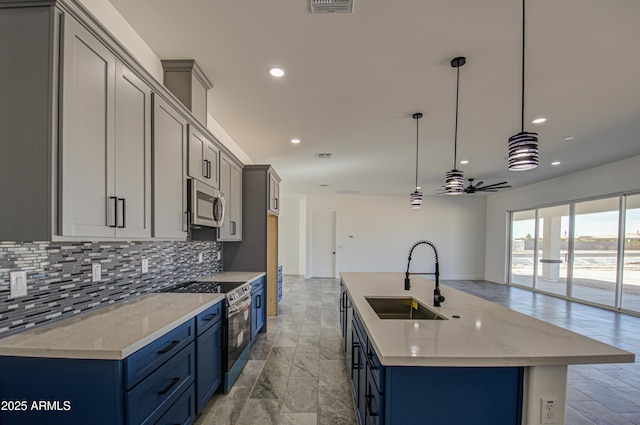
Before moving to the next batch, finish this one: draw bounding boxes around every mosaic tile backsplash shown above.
[0,240,223,338]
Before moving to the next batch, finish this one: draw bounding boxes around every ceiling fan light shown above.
[508,131,539,171]
[410,190,423,209]
[444,169,465,195]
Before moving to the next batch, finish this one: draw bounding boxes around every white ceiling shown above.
[108,0,640,197]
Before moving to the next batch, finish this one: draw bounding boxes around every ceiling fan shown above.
[463,178,512,194]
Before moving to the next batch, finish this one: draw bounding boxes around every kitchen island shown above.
[340,272,635,425]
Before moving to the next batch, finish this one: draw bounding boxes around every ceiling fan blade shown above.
[477,188,499,192]
[474,181,484,188]
[480,181,509,189]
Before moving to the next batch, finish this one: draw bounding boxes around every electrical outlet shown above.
[92,263,102,282]
[540,398,557,424]
[141,259,149,274]
[10,271,28,298]
[198,253,203,263]
[216,251,222,261]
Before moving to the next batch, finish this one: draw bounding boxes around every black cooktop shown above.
[160,280,246,294]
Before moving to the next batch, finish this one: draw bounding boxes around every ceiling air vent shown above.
[315,153,332,159]
[309,0,354,14]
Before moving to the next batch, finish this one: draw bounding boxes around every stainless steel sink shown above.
[365,297,447,320]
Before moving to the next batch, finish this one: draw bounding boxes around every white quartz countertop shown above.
[0,293,225,360]
[341,272,635,367]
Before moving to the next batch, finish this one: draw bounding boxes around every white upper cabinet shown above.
[153,96,188,239]
[218,154,242,241]
[60,17,151,238]
[188,125,220,189]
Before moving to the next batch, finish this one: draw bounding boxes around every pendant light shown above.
[508,0,539,171]
[410,113,423,209]
[444,56,466,195]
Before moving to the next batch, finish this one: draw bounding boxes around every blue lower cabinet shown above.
[125,343,195,425]
[251,277,265,341]
[156,384,196,425]
[196,319,222,413]
[349,312,524,425]
[0,311,222,425]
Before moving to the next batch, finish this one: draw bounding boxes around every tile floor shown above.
[196,276,640,425]
[195,275,356,425]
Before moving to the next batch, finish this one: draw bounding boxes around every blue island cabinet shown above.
[350,312,524,425]
[0,301,225,425]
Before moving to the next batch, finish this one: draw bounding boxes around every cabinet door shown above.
[268,173,279,215]
[153,95,188,239]
[204,141,220,189]
[229,161,242,239]
[60,16,116,237]
[188,126,219,188]
[196,320,222,414]
[114,62,151,238]
[218,155,242,241]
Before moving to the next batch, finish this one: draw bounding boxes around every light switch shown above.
[10,271,28,298]
[198,253,203,263]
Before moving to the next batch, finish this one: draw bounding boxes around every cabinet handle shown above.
[206,160,212,179]
[231,221,236,235]
[366,352,379,370]
[274,198,278,210]
[203,313,218,322]
[108,196,118,227]
[157,340,180,354]
[118,198,126,228]
[256,294,261,309]
[184,211,191,231]
[157,377,180,395]
[351,342,360,370]
[202,159,208,178]
[365,394,378,417]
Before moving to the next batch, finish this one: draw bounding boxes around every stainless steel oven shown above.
[224,292,251,371]
[160,279,252,392]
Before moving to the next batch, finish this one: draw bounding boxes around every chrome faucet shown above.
[404,240,445,307]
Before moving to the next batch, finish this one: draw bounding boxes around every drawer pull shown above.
[203,313,218,322]
[157,340,180,354]
[366,352,379,370]
[351,342,360,370]
[365,394,378,417]
[157,377,180,395]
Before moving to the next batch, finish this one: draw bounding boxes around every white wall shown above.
[485,154,640,284]
[279,197,306,275]
[286,194,488,280]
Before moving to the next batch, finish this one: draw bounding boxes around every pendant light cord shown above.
[521,0,526,133]
[454,65,460,169]
[415,116,419,188]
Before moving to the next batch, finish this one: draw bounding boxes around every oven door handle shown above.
[228,296,252,316]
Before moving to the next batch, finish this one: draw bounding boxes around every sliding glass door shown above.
[621,194,640,312]
[508,192,640,314]
[571,198,619,307]
[510,210,536,288]
[535,205,570,297]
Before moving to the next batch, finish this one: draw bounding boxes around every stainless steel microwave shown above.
[187,179,225,228]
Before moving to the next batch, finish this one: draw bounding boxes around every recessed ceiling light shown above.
[269,67,285,77]
[291,138,301,144]
[460,160,469,165]
[531,117,547,124]
[551,161,561,166]
[562,136,575,141]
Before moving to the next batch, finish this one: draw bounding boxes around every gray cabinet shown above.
[188,126,220,189]
[152,95,188,239]
[224,165,280,317]
[60,17,151,239]
[218,154,243,241]
[268,172,280,215]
